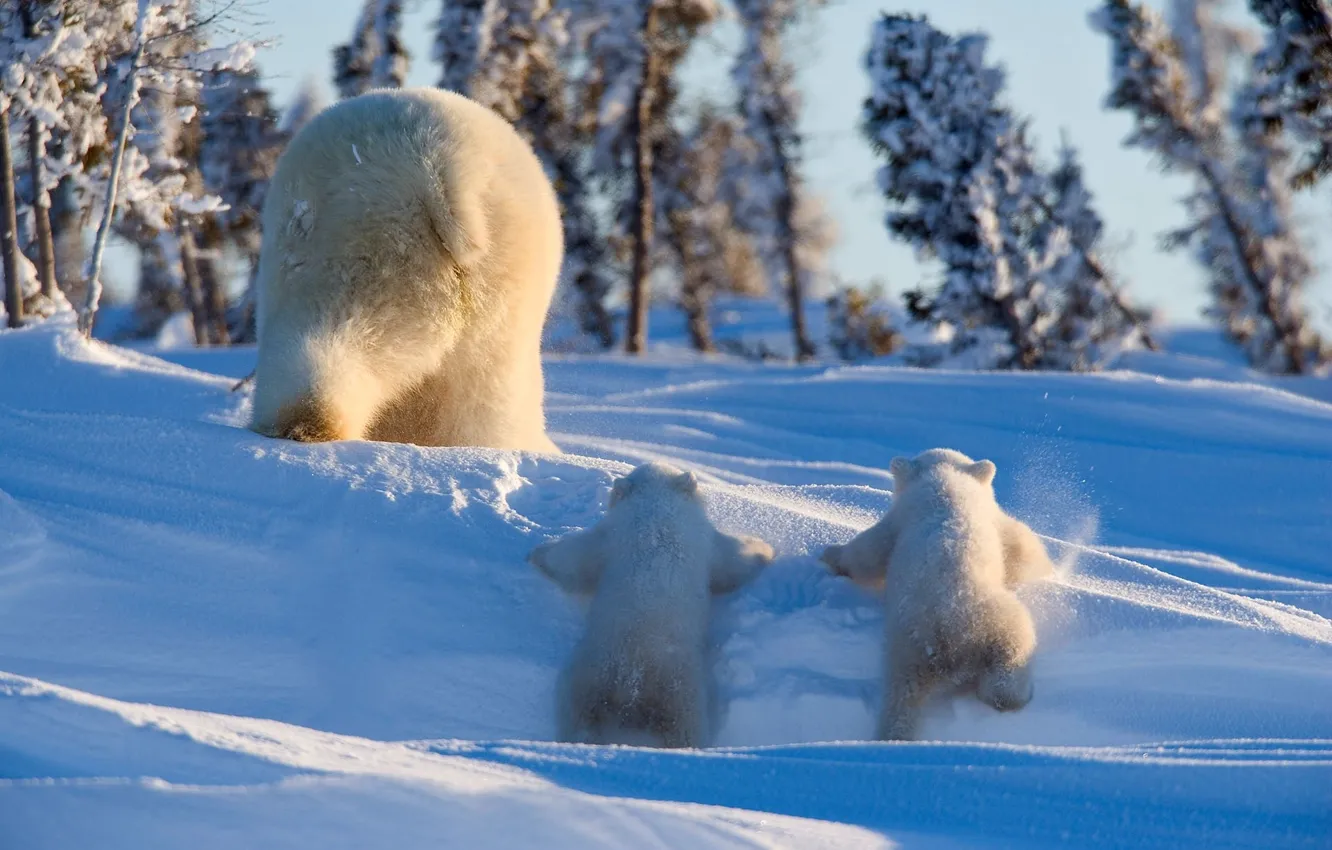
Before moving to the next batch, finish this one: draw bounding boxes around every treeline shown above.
[839,0,1331,374]
[1,0,1329,374]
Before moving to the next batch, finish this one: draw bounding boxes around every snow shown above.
[2,306,1330,847]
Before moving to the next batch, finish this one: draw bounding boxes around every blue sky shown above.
[216,0,1332,326]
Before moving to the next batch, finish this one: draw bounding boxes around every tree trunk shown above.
[80,7,149,337]
[994,291,1040,369]
[671,213,714,353]
[27,117,57,300]
[177,225,211,347]
[196,220,231,345]
[1,110,24,329]
[681,279,714,353]
[625,1,661,356]
[49,169,84,303]
[769,119,814,361]
[1200,163,1312,373]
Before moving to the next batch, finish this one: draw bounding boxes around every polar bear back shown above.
[888,461,1009,613]
[586,490,715,648]
[258,88,560,340]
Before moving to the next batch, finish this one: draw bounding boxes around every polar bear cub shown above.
[529,463,774,748]
[249,87,563,451]
[821,449,1056,741]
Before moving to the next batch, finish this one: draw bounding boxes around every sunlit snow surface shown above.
[2,309,1329,848]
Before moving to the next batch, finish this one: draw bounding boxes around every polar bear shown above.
[821,449,1056,741]
[529,463,774,748]
[248,87,563,451]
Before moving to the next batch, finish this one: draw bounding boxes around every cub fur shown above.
[530,463,774,747]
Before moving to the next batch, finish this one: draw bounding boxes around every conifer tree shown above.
[731,0,823,359]
[1094,0,1328,373]
[435,0,496,95]
[1246,0,1332,187]
[573,0,719,353]
[335,0,410,100]
[865,14,1147,370]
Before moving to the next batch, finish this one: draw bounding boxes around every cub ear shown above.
[967,459,997,485]
[673,470,699,495]
[889,456,914,482]
[609,476,633,506]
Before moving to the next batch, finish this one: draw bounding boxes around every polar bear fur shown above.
[821,449,1056,741]
[529,463,774,748]
[248,87,563,451]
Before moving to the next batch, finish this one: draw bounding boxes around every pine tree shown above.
[1247,0,1332,187]
[77,0,255,335]
[658,107,764,352]
[199,67,281,268]
[334,0,411,100]
[13,1,58,300]
[572,0,719,354]
[865,14,1146,370]
[7,0,105,304]
[1040,140,1157,367]
[1093,0,1329,373]
[731,0,823,359]
[282,79,326,137]
[435,0,496,95]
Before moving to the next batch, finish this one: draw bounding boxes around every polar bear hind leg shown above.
[973,592,1038,713]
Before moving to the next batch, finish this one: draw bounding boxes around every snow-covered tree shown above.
[1093,0,1329,373]
[5,0,104,303]
[731,0,824,359]
[198,68,280,271]
[334,0,410,100]
[281,78,326,137]
[434,0,496,95]
[1247,0,1332,187]
[1040,140,1157,368]
[189,65,281,344]
[79,0,255,335]
[658,107,764,352]
[865,13,1146,370]
[0,0,85,322]
[570,0,719,353]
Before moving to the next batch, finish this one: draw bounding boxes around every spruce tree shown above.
[731,0,823,359]
[435,0,496,95]
[865,14,1147,370]
[1094,0,1329,373]
[335,0,410,100]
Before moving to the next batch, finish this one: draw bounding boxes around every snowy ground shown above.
[2,307,1330,847]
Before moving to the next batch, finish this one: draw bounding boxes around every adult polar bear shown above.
[249,88,563,451]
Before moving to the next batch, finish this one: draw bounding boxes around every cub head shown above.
[890,448,996,492]
[608,462,700,508]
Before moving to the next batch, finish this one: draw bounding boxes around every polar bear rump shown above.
[249,87,563,451]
